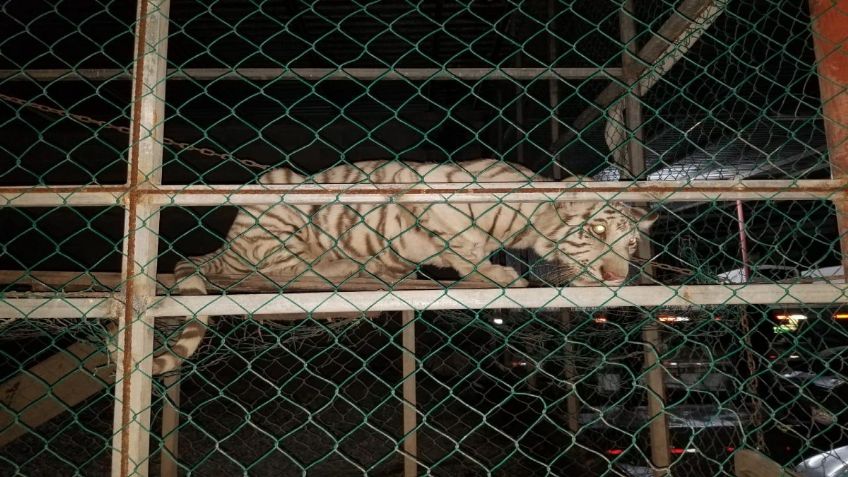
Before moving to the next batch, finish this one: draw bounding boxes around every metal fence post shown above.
[110,1,170,476]
[402,310,418,477]
[809,0,848,274]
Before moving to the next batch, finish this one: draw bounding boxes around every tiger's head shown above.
[542,202,657,286]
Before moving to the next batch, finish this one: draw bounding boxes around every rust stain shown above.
[118,0,150,475]
[2,381,20,406]
[0,186,128,194]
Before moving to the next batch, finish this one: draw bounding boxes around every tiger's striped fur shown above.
[152,159,654,374]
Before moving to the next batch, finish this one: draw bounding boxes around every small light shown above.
[835,313,848,320]
[606,449,624,456]
[669,362,678,367]
[790,354,799,359]
[591,224,607,235]
[492,318,504,325]
[594,316,608,324]
[658,315,690,323]
[775,313,807,321]
[670,447,697,455]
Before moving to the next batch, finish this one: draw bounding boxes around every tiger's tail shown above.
[146,258,212,374]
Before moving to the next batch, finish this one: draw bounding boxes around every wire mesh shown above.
[2,1,848,476]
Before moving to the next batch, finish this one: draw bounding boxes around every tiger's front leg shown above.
[437,234,528,287]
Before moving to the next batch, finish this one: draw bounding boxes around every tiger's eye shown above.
[592,224,606,235]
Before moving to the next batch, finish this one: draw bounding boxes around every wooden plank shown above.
[401,310,418,477]
[0,342,115,448]
[111,1,170,476]
[0,270,496,293]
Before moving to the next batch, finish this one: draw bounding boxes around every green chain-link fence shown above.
[2,1,848,476]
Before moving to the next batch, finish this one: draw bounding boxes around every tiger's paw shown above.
[177,275,206,294]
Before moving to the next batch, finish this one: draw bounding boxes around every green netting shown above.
[2,1,848,476]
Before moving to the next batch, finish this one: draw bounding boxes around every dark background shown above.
[0,1,844,476]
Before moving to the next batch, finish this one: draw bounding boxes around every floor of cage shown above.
[0,269,511,295]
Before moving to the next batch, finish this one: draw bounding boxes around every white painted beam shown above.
[0,179,843,207]
[1,283,845,320]
[146,284,848,315]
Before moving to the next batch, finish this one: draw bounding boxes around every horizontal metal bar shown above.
[0,179,843,207]
[0,297,114,318]
[0,67,621,82]
[0,187,127,207]
[1,283,846,318]
[149,284,848,315]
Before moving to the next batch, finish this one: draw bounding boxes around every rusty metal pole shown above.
[809,0,848,275]
[111,1,170,475]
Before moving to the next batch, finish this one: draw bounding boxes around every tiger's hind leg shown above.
[304,257,361,282]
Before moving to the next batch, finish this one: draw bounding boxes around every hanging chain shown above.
[0,93,269,171]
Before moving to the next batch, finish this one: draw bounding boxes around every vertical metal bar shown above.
[513,19,526,165]
[620,0,644,175]
[548,0,561,180]
[549,0,581,432]
[497,90,505,156]
[620,2,670,475]
[111,1,170,476]
[809,0,848,274]
[736,201,751,282]
[401,310,418,477]
[560,310,580,433]
[160,374,181,477]
[642,325,669,475]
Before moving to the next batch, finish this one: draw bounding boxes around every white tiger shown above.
[150,159,655,374]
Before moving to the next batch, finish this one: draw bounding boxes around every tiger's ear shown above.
[630,206,658,233]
